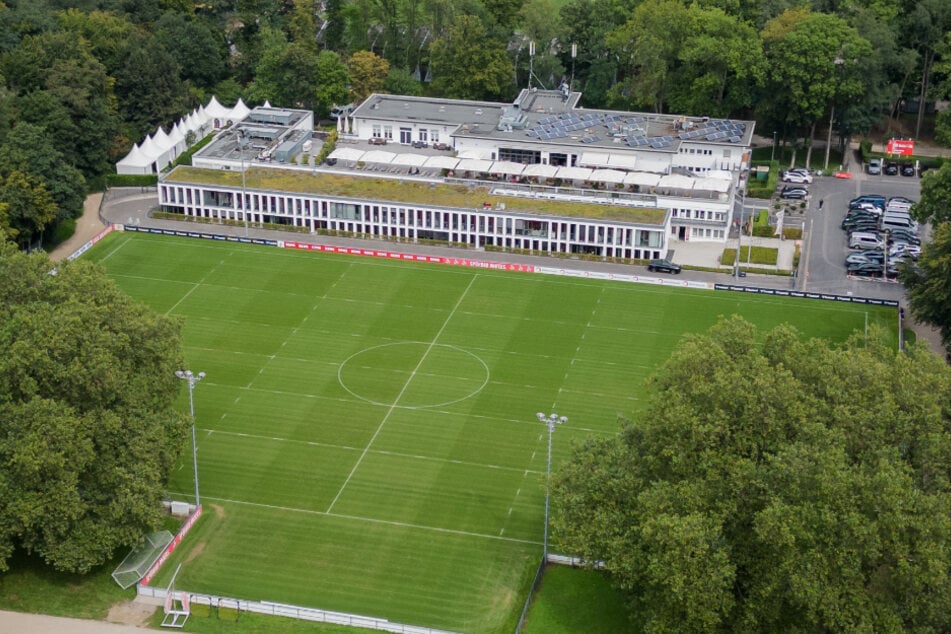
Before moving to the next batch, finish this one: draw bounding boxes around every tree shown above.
[910,162,951,226]
[0,244,188,573]
[0,170,56,247]
[430,15,513,100]
[760,9,871,167]
[315,50,350,115]
[383,66,423,95]
[554,316,951,633]
[904,198,951,351]
[154,13,228,90]
[0,122,86,223]
[113,34,188,142]
[348,50,389,103]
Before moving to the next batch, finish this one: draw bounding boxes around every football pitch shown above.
[85,232,895,633]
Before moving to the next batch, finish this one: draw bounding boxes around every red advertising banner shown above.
[886,139,915,156]
[140,505,204,586]
[281,242,536,273]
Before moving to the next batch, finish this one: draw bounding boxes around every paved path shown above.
[0,610,156,633]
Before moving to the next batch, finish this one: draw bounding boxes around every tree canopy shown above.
[553,316,951,633]
[0,244,188,573]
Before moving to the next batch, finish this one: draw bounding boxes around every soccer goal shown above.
[161,564,191,628]
[111,530,174,589]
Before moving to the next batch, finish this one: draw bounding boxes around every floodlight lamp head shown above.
[558,416,568,425]
[536,412,547,422]
[175,370,187,379]
[197,372,206,380]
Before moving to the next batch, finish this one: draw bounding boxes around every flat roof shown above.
[165,166,669,225]
[195,106,311,163]
[353,91,755,155]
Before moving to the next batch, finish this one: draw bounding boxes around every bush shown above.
[315,129,337,165]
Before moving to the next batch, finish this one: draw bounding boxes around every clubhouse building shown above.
[154,90,754,260]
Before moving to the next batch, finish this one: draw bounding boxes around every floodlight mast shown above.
[537,412,567,560]
[175,370,205,507]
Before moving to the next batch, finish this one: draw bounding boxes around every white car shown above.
[782,171,813,184]
[890,243,921,258]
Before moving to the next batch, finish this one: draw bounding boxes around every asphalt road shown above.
[795,169,921,303]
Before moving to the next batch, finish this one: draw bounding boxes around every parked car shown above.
[867,158,883,175]
[849,202,883,214]
[849,232,885,250]
[901,163,916,177]
[780,186,808,199]
[887,231,921,246]
[851,194,886,208]
[647,258,682,274]
[846,252,881,265]
[782,170,813,184]
[890,243,921,259]
[884,162,900,176]
[889,196,916,206]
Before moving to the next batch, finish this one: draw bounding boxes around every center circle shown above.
[337,342,490,409]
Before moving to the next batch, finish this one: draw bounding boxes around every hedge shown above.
[106,174,159,187]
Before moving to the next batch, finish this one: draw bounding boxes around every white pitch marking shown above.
[326,275,479,514]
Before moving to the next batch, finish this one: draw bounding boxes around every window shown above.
[384,126,393,140]
[431,129,439,142]
[419,129,428,142]
[372,125,381,138]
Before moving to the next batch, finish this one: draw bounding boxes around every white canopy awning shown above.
[522,164,559,178]
[139,135,161,160]
[424,156,459,170]
[607,154,639,170]
[456,158,493,173]
[556,166,593,181]
[578,152,612,168]
[457,149,491,160]
[391,153,428,167]
[489,161,525,176]
[362,150,396,164]
[635,157,670,174]
[590,168,627,184]
[659,174,696,189]
[693,178,730,193]
[706,169,733,180]
[328,148,365,162]
[152,126,172,150]
[117,143,150,168]
[624,172,662,187]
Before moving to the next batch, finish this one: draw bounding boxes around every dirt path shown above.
[49,192,106,262]
[0,608,158,632]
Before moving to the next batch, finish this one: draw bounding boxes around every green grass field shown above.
[83,232,895,633]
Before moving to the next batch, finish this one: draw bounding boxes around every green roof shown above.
[165,166,668,225]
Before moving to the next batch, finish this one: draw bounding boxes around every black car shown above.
[901,163,916,177]
[884,162,899,175]
[887,232,921,246]
[647,258,682,274]
[780,186,808,199]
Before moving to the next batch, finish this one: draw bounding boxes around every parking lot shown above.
[792,165,921,302]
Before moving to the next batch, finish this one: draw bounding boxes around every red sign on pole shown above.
[886,139,915,156]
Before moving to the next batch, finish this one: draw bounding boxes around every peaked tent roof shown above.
[152,126,172,150]
[231,99,251,121]
[139,134,162,160]
[204,96,230,119]
[117,143,151,168]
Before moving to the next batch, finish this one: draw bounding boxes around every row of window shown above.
[370,125,441,143]
[670,208,728,222]
[160,185,666,249]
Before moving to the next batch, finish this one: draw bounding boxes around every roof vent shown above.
[403,103,409,109]
[439,105,445,112]
[475,108,483,115]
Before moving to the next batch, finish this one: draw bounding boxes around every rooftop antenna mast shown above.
[570,43,577,92]
[528,41,535,90]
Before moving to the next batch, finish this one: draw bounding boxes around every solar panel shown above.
[728,136,742,143]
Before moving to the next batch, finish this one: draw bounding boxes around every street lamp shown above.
[175,370,205,507]
[537,412,567,560]
[236,130,250,237]
[771,131,777,162]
